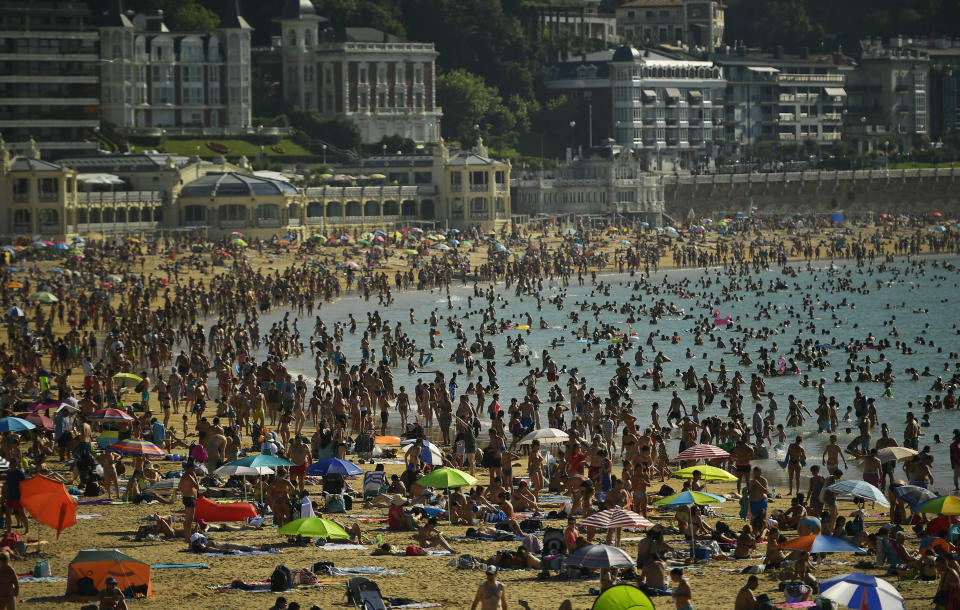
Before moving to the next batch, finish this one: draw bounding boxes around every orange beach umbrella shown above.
[20,475,77,539]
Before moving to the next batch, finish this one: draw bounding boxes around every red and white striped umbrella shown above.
[674,443,730,461]
[580,508,653,530]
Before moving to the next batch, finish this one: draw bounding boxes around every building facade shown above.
[547,45,726,172]
[274,0,441,143]
[0,1,100,158]
[512,145,665,224]
[714,48,850,151]
[617,0,724,51]
[97,2,253,134]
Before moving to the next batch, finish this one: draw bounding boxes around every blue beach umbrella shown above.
[562,228,577,235]
[0,417,36,433]
[306,458,362,477]
[826,479,889,507]
[5,306,24,318]
[227,454,294,469]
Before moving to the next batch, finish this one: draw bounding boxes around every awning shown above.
[687,90,702,99]
[77,173,124,186]
[642,89,657,101]
[824,87,847,97]
[747,66,780,73]
[664,87,681,99]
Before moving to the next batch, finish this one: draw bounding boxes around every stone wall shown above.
[661,168,960,219]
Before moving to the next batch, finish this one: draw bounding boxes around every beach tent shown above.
[66,549,151,597]
[193,496,257,522]
[592,584,655,610]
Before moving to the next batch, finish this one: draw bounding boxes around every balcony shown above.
[219,220,246,229]
[449,184,462,192]
[779,113,796,122]
[823,113,843,121]
[777,73,844,84]
[779,94,796,103]
[288,218,301,227]
[821,132,842,141]
[257,218,282,228]
[778,133,796,141]
[469,183,489,192]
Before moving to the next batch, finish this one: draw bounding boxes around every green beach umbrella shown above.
[278,517,349,539]
[416,467,477,489]
[28,292,58,303]
[112,372,143,387]
[591,584,655,610]
[231,238,247,247]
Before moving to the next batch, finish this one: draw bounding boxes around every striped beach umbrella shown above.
[892,485,936,510]
[88,408,135,423]
[913,495,960,516]
[109,438,165,457]
[820,573,905,610]
[580,508,653,530]
[674,444,730,461]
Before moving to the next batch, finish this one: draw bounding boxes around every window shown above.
[470,197,488,216]
[450,172,462,189]
[377,63,387,82]
[451,197,463,218]
[359,66,367,83]
[414,64,423,84]
[13,178,29,202]
[13,209,30,227]
[414,93,423,108]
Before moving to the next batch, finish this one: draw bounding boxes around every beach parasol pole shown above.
[688,504,695,564]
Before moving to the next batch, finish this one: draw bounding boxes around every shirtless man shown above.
[527,440,545,492]
[288,436,311,493]
[786,436,807,495]
[471,566,507,610]
[861,448,883,490]
[748,467,770,519]
[731,437,755,489]
[735,575,759,610]
[177,462,200,543]
[604,478,630,546]
[0,551,18,610]
[204,426,226,475]
[98,577,127,610]
[822,435,848,475]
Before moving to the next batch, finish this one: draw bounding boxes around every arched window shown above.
[184,205,205,223]
[364,201,380,216]
[307,201,324,217]
[383,201,399,215]
[345,201,361,216]
[326,201,343,217]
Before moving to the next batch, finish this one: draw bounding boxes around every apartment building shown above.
[547,45,726,172]
[0,1,100,158]
[96,1,253,134]
[714,47,851,151]
[617,0,724,51]
[273,0,441,143]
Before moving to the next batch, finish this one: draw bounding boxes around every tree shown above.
[290,112,361,151]
[436,69,503,145]
[167,1,220,33]
[754,0,818,51]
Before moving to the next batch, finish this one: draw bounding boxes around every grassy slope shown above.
[135,138,313,158]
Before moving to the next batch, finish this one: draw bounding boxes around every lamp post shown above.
[884,139,890,171]
[322,143,327,165]
[569,120,576,159]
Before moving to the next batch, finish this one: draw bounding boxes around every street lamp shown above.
[322,143,327,165]
[884,139,890,170]
[569,120,576,157]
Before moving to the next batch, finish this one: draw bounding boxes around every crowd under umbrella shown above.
[213,463,275,501]
[779,534,864,554]
[590,584,655,610]
[88,408,135,423]
[819,572,905,610]
[112,372,143,387]
[826,479,890,507]
[875,447,918,463]
[223,454,294,501]
[674,443,730,462]
[565,543,635,569]
[653,491,726,562]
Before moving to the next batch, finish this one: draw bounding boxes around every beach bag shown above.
[325,494,346,513]
[520,518,543,533]
[522,534,542,554]
[405,545,421,556]
[33,560,51,577]
[483,510,507,523]
[270,565,292,592]
[312,561,335,575]
[457,554,478,570]
[77,575,97,596]
[782,582,812,603]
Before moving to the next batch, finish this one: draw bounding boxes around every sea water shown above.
[245,257,960,490]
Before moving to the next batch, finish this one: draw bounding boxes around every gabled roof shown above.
[447,153,496,166]
[219,0,252,30]
[10,158,64,173]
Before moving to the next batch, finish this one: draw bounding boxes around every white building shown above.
[97,1,252,133]
[273,0,441,143]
